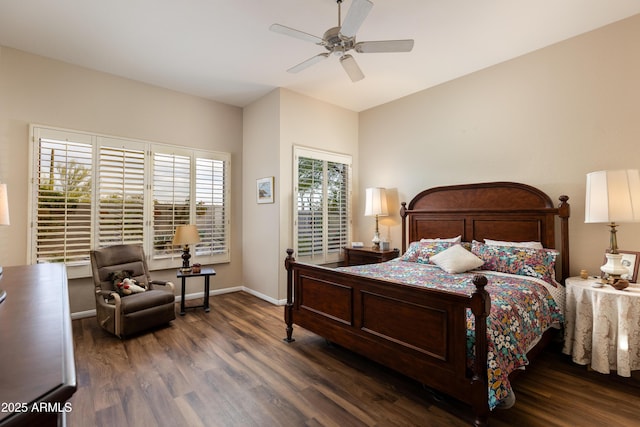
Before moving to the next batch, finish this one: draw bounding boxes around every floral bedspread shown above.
[336,260,563,410]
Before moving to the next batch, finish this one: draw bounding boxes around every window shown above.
[32,130,93,266]
[97,138,146,248]
[293,146,351,264]
[29,125,230,277]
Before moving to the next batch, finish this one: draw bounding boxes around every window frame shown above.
[293,146,352,264]
[28,125,231,278]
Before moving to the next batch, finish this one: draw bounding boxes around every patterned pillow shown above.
[401,241,457,264]
[471,240,560,287]
[400,241,420,262]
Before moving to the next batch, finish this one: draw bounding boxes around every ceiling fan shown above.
[270,0,414,82]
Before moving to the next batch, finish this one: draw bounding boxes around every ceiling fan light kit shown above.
[270,0,414,82]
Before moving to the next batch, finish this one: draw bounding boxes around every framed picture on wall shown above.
[257,176,274,204]
[603,249,640,283]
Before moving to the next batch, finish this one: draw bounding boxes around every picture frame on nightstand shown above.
[602,249,640,283]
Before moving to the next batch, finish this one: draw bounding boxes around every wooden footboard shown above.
[284,249,491,427]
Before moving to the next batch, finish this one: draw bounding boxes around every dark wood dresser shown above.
[0,264,76,427]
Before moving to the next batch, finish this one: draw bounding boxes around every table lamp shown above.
[364,187,388,249]
[172,224,201,273]
[0,183,10,303]
[585,169,640,281]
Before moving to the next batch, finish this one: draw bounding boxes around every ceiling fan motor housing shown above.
[323,27,355,54]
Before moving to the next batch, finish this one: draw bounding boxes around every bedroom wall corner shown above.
[242,89,282,301]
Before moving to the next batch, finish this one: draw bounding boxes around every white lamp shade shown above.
[172,224,201,246]
[364,187,388,217]
[0,183,9,226]
[585,169,640,223]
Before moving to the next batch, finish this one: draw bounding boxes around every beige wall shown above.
[2,13,640,313]
[358,14,640,278]
[242,89,281,302]
[242,88,359,302]
[0,47,244,312]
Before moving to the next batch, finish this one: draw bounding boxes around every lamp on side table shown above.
[364,187,388,250]
[172,224,201,273]
[585,169,640,285]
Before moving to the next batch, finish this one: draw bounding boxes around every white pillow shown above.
[420,235,462,244]
[484,239,543,249]
[429,244,484,274]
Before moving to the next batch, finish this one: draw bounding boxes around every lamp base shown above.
[601,252,628,277]
[372,231,381,250]
[180,245,192,273]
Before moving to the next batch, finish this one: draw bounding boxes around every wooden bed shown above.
[283,182,570,426]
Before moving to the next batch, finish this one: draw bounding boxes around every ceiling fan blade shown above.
[355,39,415,53]
[340,0,373,39]
[270,24,323,44]
[339,54,364,82]
[287,53,330,73]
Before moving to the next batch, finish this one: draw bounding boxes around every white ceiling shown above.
[1,1,639,112]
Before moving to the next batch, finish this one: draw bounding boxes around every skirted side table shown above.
[563,276,640,376]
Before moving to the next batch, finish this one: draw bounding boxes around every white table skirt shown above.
[563,277,640,377]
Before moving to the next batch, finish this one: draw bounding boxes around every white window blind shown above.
[97,138,145,247]
[326,161,350,256]
[294,146,351,264]
[29,125,231,277]
[194,155,228,257]
[33,130,93,267]
[152,151,192,264]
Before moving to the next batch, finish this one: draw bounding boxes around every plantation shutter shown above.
[294,147,351,264]
[151,150,192,265]
[297,157,324,261]
[30,124,232,276]
[326,161,349,256]
[33,129,93,266]
[96,138,145,247]
[194,154,229,258]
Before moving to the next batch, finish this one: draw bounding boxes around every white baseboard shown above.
[71,286,285,319]
[71,309,97,320]
[242,287,287,306]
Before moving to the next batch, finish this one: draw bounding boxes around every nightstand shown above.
[563,276,640,376]
[343,246,399,266]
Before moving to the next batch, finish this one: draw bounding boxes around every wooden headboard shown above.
[400,182,570,281]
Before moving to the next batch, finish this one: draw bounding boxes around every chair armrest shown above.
[95,289,120,305]
[96,289,116,298]
[150,280,175,292]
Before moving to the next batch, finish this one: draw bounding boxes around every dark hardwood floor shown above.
[70,292,640,427]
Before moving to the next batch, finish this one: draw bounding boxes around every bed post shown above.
[558,195,570,282]
[284,249,295,343]
[470,274,490,427]
[400,202,407,254]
